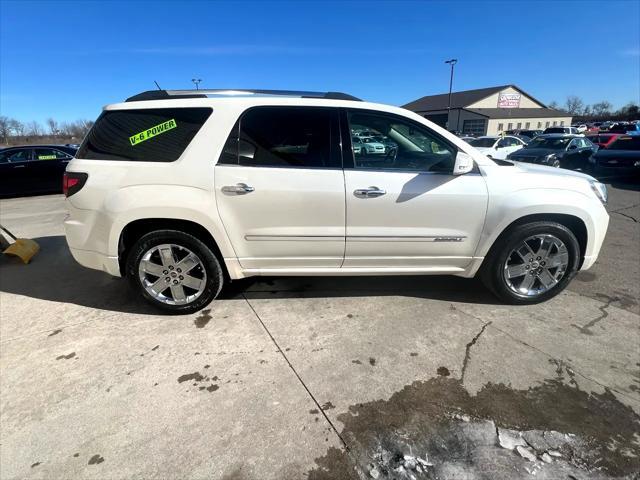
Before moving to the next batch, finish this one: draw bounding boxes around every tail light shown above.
[63,172,88,197]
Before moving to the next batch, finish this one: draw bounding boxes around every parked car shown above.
[459,136,476,143]
[572,124,588,133]
[505,129,542,141]
[543,126,580,135]
[585,133,621,149]
[64,88,609,313]
[588,135,640,177]
[467,135,526,160]
[351,136,363,155]
[608,122,640,134]
[507,134,597,170]
[359,136,386,156]
[0,144,77,198]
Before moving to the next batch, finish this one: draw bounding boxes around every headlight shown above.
[590,181,607,204]
[544,154,557,163]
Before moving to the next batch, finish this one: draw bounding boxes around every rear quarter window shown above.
[77,107,212,162]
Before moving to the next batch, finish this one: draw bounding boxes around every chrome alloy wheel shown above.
[138,244,207,306]
[503,234,569,297]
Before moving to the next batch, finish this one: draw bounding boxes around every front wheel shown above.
[126,230,224,314]
[480,222,580,304]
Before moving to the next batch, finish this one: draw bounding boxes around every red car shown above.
[586,133,621,149]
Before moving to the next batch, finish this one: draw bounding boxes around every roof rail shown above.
[125,89,361,102]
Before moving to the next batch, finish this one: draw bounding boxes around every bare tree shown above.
[26,121,43,136]
[591,101,613,117]
[565,96,585,115]
[0,116,11,143]
[10,119,25,137]
[548,100,560,110]
[46,118,59,136]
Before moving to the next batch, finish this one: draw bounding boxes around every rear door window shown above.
[219,106,341,169]
[77,108,212,162]
[3,149,32,162]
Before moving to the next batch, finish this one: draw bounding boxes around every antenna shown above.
[154,80,162,90]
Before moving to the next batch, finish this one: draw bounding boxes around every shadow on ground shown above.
[0,236,501,314]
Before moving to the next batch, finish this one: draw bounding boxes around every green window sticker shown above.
[38,155,57,160]
[129,118,177,146]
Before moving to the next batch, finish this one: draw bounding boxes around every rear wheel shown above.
[126,230,224,314]
[480,222,580,304]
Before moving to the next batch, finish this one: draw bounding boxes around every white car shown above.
[467,135,526,160]
[64,89,609,313]
[359,136,386,155]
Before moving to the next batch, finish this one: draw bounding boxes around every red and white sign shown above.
[498,92,521,108]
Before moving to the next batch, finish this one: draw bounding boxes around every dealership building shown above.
[403,85,572,136]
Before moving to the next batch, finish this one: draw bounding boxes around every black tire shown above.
[551,159,561,168]
[480,221,580,305]
[126,230,224,314]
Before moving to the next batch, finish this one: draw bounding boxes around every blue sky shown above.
[1,0,639,123]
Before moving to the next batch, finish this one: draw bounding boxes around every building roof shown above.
[467,108,569,119]
[402,84,550,112]
[403,85,511,111]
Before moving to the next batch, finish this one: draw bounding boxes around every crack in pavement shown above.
[612,210,639,223]
[241,294,352,455]
[460,321,492,383]
[610,203,640,223]
[454,303,640,406]
[570,295,618,335]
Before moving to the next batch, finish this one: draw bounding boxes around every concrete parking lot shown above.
[0,182,639,479]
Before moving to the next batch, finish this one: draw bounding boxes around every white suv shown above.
[64,89,609,313]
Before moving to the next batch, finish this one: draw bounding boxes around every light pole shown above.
[444,59,457,131]
[191,78,202,90]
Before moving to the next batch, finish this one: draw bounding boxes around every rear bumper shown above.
[64,201,121,277]
[69,246,121,277]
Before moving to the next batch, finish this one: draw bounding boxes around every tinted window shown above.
[222,107,340,168]
[77,108,212,162]
[528,137,572,149]
[348,110,456,173]
[1,149,31,162]
[34,148,70,161]
[469,138,496,148]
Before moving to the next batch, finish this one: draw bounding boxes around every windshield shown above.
[607,136,640,151]
[469,138,496,148]
[527,137,571,150]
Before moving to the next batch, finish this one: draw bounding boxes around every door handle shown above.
[12,165,26,169]
[221,183,255,195]
[354,186,386,198]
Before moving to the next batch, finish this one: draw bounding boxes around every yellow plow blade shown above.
[0,226,40,264]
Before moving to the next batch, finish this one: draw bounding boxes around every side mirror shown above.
[453,151,474,175]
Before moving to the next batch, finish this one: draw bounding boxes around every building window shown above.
[553,121,557,126]
[497,123,504,131]
[525,122,530,129]
[517,122,522,129]
[545,121,550,128]
[461,119,486,136]
[537,122,542,128]
[560,121,565,126]
[507,122,513,130]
